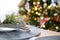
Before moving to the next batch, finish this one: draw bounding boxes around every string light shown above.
[48,5,52,9]
[37,1,40,4]
[44,3,47,8]
[42,25,45,28]
[36,12,38,14]
[33,2,36,5]
[28,9,30,12]
[56,26,58,29]
[40,17,44,19]
[38,13,40,16]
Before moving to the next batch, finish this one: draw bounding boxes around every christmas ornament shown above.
[37,8,40,10]
[34,6,37,10]
[54,13,60,22]
[23,15,30,22]
[45,15,50,22]
[20,7,24,11]
[48,5,52,9]
[34,18,37,20]
[25,2,30,10]
[56,5,59,8]
[32,11,34,13]
[58,16,60,22]
[54,15,59,22]
[40,17,45,27]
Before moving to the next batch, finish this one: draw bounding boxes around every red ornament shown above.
[40,18,46,27]
[58,17,60,22]
[54,16,59,22]
[45,15,49,22]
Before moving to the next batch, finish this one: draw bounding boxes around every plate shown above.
[0,27,17,32]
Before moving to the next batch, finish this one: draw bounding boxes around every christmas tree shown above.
[18,0,60,32]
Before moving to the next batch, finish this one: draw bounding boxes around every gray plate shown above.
[0,24,41,40]
[0,30,33,40]
[0,27,40,40]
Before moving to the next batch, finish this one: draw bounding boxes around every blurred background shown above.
[0,0,60,32]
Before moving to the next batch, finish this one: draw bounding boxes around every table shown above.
[36,36,60,40]
[39,29,60,37]
[25,25,60,37]
[29,29,60,40]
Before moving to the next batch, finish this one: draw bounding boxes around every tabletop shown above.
[39,29,60,37]
[29,29,60,40]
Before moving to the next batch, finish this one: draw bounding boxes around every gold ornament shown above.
[34,18,37,20]
[34,6,37,10]
[32,11,34,13]
[27,12,30,14]
[32,7,34,10]
[23,15,30,22]
[38,8,40,10]
[56,5,59,8]
[48,5,52,9]
[20,7,24,10]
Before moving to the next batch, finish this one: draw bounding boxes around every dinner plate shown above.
[0,27,17,32]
